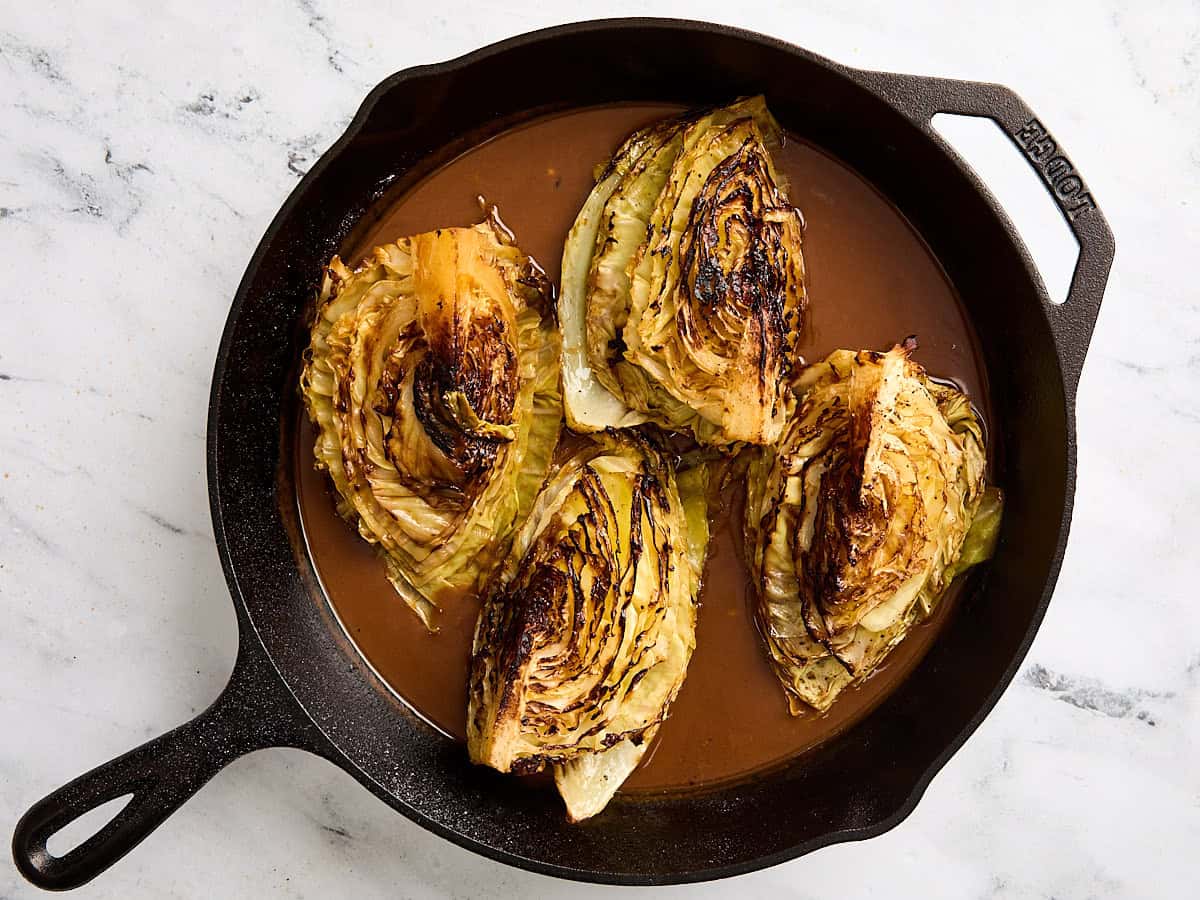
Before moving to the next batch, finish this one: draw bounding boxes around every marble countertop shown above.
[2,1,1197,897]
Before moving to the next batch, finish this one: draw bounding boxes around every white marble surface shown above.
[2,1,1197,897]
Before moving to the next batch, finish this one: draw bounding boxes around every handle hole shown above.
[46,793,134,858]
[932,113,1079,305]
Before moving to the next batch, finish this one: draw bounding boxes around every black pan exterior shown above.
[14,19,1113,888]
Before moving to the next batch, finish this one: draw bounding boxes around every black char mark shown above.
[677,134,805,388]
[412,309,518,481]
[470,452,670,770]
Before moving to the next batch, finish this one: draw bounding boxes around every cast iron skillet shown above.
[13,18,1113,890]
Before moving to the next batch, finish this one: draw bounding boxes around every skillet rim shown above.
[206,17,1091,884]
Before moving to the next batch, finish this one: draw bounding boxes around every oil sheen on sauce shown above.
[294,104,991,793]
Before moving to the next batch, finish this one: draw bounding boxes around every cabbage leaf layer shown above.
[744,342,1001,713]
[301,221,561,630]
[560,96,807,446]
[468,433,709,821]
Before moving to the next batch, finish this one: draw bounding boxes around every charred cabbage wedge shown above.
[300,221,561,631]
[467,433,709,821]
[560,96,807,446]
[745,342,1002,713]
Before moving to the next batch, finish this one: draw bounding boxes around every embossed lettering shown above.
[1012,117,1094,221]
[1029,135,1056,161]
[1015,118,1047,145]
[1055,175,1083,200]
[1066,194,1096,220]
[1043,156,1072,181]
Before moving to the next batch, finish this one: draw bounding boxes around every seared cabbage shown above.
[467,433,709,821]
[300,221,561,631]
[745,341,1001,713]
[560,96,807,446]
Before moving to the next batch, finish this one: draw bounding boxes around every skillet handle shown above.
[12,641,328,891]
[854,71,1115,395]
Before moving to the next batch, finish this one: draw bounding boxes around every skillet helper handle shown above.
[12,643,325,891]
[857,71,1115,394]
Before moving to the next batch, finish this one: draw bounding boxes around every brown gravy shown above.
[294,104,990,793]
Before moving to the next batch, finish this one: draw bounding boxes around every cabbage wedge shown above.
[560,96,807,446]
[745,341,1002,713]
[300,220,561,631]
[467,433,709,821]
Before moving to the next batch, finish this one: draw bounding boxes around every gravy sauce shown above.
[294,103,990,792]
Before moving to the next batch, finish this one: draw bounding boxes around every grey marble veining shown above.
[2,1,1198,897]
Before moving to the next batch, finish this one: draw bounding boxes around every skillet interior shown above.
[211,21,1074,883]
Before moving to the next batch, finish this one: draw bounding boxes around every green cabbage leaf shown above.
[467,433,709,820]
[560,97,807,446]
[744,342,1001,712]
[301,221,561,631]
